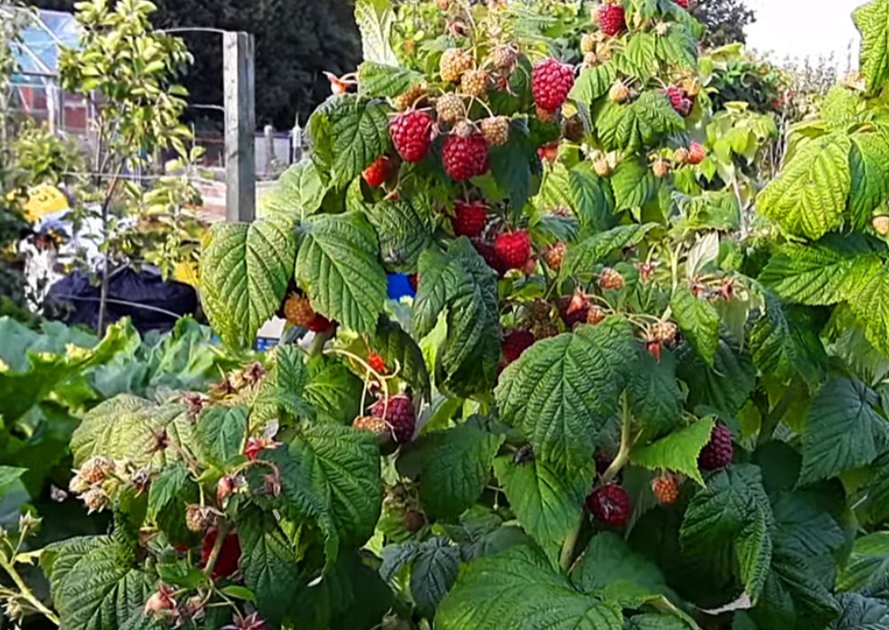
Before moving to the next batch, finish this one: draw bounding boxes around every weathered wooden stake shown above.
[223,31,256,223]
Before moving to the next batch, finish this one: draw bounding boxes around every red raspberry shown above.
[352,416,393,446]
[308,313,334,333]
[390,110,435,163]
[674,0,689,7]
[688,141,706,165]
[473,240,510,276]
[368,352,387,374]
[370,395,416,444]
[595,450,614,476]
[559,295,590,329]
[698,423,734,471]
[409,274,419,292]
[494,230,532,270]
[538,142,559,164]
[442,127,489,182]
[586,483,632,528]
[201,529,241,579]
[652,474,680,505]
[452,201,488,238]
[597,3,627,36]
[502,330,535,366]
[531,59,576,112]
[666,86,693,117]
[362,156,393,187]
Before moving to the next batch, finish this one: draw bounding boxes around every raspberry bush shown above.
[22,0,889,629]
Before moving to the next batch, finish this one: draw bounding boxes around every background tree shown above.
[31,0,362,130]
[692,0,755,47]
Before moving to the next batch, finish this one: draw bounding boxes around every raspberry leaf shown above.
[749,293,828,385]
[677,334,756,417]
[303,357,364,425]
[836,532,889,593]
[252,344,315,423]
[436,545,624,630]
[412,239,500,397]
[146,462,188,520]
[624,615,691,630]
[628,350,685,440]
[831,594,889,628]
[296,212,388,334]
[798,378,889,486]
[611,158,657,211]
[492,455,593,565]
[748,549,841,627]
[496,318,636,470]
[239,509,303,624]
[571,63,618,104]
[196,404,248,467]
[655,23,698,69]
[681,464,775,602]
[846,265,889,359]
[261,160,328,220]
[560,224,657,280]
[399,423,504,520]
[850,131,889,230]
[291,424,382,546]
[618,33,658,82]
[489,121,536,210]
[855,0,889,93]
[569,163,614,232]
[374,316,431,400]
[201,217,297,348]
[354,0,399,66]
[309,94,392,187]
[671,286,720,365]
[381,537,462,619]
[358,61,424,98]
[365,198,436,272]
[596,92,684,152]
[631,417,716,486]
[757,133,852,240]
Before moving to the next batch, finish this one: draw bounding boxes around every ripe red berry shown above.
[409,274,419,292]
[666,86,693,117]
[688,141,706,165]
[308,313,334,333]
[442,129,490,181]
[502,330,535,366]
[698,423,734,471]
[201,529,241,579]
[362,156,393,187]
[452,201,488,238]
[473,240,510,276]
[371,395,416,444]
[538,142,560,164]
[390,110,435,162]
[368,352,387,374]
[597,3,627,36]
[674,0,689,7]
[558,295,590,329]
[587,483,632,528]
[494,230,532,270]
[531,58,576,112]
[652,474,680,505]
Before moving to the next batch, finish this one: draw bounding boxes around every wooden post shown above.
[223,31,256,223]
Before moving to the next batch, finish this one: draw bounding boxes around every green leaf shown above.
[759,241,883,306]
[374,317,431,400]
[400,423,504,520]
[252,344,315,424]
[854,0,889,93]
[671,286,720,365]
[365,198,435,271]
[631,418,716,486]
[847,265,889,359]
[750,293,828,385]
[0,466,25,501]
[52,539,156,630]
[220,585,257,603]
[381,537,462,618]
[571,532,671,607]
[495,318,636,470]
[196,405,247,466]
[239,510,302,624]
[625,614,691,630]
[569,163,613,231]
[200,217,296,348]
[291,424,381,546]
[570,62,617,104]
[628,350,685,439]
[358,61,423,98]
[832,594,889,629]
[618,33,658,81]
[757,133,852,240]
[437,546,624,630]
[309,94,392,187]
[493,456,592,564]
[611,158,657,211]
[677,334,756,417]
[799,378,889,485]
[489,121,535,210]
[837,532,889,593]
[596,91,684,152]
[296,212,387,334]
[354,0,399,66]
[560,224,657,279]
[147,463,188,520]
[681,464,774,602]
[750,550,840,628]
[850,131,889,230]
[303,358,364,425]
[656,23,697,69]
[413,239,501,397]
[822,86,867,130]
[260,161,328,219]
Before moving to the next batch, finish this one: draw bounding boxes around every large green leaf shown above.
[750,549,841,628]
[832,594,889,629]
[596,92,683,152]
[677,334,756,417]
[303,357,364,425]
[309,94,391,186]
[295,212,387,334]
[252,344,315,424]
[611,158,657,211]
[495,317,636,470]
[400,423,503,520]
[381,537,462,618]
[358,61,423,98]
[847,265,889,359]
[671,286,720,365]
[854,0,889,93]
[655,22,697,69]
[436,546,623,630]
[758,133,852,240]
[631,418,716,486]
[837,532,889,593]
[560,224,657,279]
[750,293,828,385]
[627,350,685,439]
[489,121,536,210]
[365,198,435,272]
[373,317,431,400]
[290,424,381,546]
[799,378,889,485]
[239,510,302,624]
[570,62,617,104]
[261,161,328,219]
[196,405,247,466]
[354,0,399,66]
[850,131,889,230]
[412,239,500,397]
[681,465,774,602]
[493,455,592,565]
[200,217,296,348]
[571,532,672,607]
[568,163,613,231]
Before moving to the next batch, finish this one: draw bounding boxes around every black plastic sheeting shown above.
[45,267,198,334]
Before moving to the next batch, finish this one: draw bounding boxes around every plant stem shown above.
[202,522,230,578]
[559,512,585,573]
[0,554,60,625]
[602,395,634,484]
